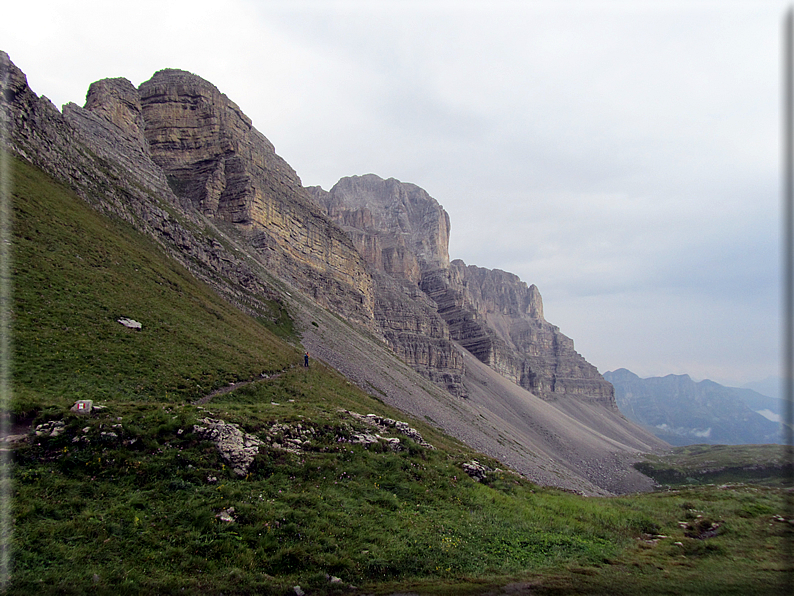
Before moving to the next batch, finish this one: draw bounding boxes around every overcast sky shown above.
[2,0,787,388]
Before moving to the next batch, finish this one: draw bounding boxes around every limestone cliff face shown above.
[136,69,375,327]
[318,174,614,406]
[312,177,465,395]
[1,56,373,330]
[1,53,285,320]
[449,262,614,405]
[313,174,450,283]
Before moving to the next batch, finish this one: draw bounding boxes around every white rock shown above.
[117,317,142,330]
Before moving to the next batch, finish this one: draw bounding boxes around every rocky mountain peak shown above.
[83,77,146,144]
[318,172,613,405]
[316,174,451,281]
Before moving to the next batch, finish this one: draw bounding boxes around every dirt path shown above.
[192,366,295,405]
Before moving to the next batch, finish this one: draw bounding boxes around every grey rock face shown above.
[1,54,375,329]
[138,70,375,327]
[314,177,465,395]
[313,174,451,281]
[1,53,285,324]
[442,261,614,404]
[318,173,613,405]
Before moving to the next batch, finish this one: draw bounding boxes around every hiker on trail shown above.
[304,352,309,367]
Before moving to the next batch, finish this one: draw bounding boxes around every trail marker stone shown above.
[71,400,93,414]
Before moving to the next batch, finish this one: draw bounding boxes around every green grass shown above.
[635,444,789,488]
[7,155,792,595]
[10,156,298,414]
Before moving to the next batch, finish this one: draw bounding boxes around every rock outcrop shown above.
[316,174,613,405]
[136,69,375,327]
[312,174,450,282]
[433,261,613,404]
[2,52,283,323]
[311,177,465,395]
[193,418,263,476]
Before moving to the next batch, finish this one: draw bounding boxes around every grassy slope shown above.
[8,156,791,595]
[635,444,789,488]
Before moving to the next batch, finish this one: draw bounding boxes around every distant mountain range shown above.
[604,369,783,446]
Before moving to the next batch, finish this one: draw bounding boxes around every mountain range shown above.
[605,369,782,446]
[0,52,668,495]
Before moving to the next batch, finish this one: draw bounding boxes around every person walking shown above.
[304,352,309,367]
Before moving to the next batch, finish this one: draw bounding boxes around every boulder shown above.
[193,418,263,476]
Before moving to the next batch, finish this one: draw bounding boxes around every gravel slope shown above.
[289,282,666,496]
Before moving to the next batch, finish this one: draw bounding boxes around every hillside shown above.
[604,369,782,446]
[4,52,791,594]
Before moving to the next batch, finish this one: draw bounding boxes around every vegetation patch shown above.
[634,444,789,488]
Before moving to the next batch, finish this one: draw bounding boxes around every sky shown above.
[1,0,787,388]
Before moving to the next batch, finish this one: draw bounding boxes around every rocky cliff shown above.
[1,54,276,322]
[316,174,613,405]
[2,53,662,494]
[447,262,613,404]
[310,177,464,395]
[137,69,376,327]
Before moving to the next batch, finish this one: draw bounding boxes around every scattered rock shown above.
[35,420,66,437]
[343,410,434,449]
[462,460,493,482]
[293,586,305,596]
[216,507,236,523]
[117,317,142,330]
[267,422,315,454]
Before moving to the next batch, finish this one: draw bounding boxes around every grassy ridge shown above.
[635,445,789,488]
[8,156,791,595]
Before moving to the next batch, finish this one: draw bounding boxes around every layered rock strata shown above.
[136,69,375,328]
[1,52,279,320]
[311,177,465,395]
[444,262,613,405]
[317,174,613,405]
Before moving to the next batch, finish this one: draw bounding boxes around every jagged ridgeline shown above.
[1,51,666,499]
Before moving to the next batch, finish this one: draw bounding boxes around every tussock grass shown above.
[8,156,791,595]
